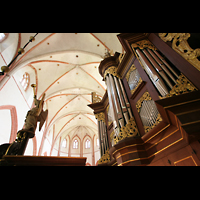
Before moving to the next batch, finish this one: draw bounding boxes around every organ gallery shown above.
[88,33,200,166]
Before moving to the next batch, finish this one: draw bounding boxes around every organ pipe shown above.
[97,120,103,156]
[136,48,169,97]
[147,49,177,84]
[104,68,135,146]
[96,112,109,156]
[153,50,179,79]
[142,49,174,89]
[106,75,120,129]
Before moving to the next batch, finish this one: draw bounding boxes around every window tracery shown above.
[73,139,78,149]
[85,139,90,149]
[20,72,30,91]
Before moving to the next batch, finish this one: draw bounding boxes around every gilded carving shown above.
[158,33,200,71]
[91,92,102,103]
[119,53,124,63]
[104,66,121,80]
[136,91,152,113]
[126,64,143,95]
[160,73,198,99]
[110,130,115,142]
[131,39,157,51]
[136,91,162,133]
[98,148,111,164]
[112,117,139,145]
[95,112,106,123]
[125,64,136,82]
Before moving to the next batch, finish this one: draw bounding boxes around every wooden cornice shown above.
[116,33,150,78]
[99,52,120,78]
[117,33,150,51]
[87,90,108,114]
[98,33,151,79]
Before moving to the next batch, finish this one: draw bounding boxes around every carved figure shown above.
[0,84,48,159]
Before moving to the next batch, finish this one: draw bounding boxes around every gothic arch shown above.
[0,105,18,143]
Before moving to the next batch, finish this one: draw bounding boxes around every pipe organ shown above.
[88,33,200,166]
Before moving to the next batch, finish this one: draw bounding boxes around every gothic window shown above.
[73,139,78,149]
[85,139,90,149]
[20,72,30,91]
[62,139,67,148]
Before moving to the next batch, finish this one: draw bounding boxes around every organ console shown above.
[88,33,200,166]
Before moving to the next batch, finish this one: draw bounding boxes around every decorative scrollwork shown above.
[136,91,162,134]
[113,117,139,145]
[119,53,124,63]
[132,39,157,51]
[126,64,136,82]
[95,112,106,123]
[126,64,143,95]
[91,92,102,103]
[158,33,200,71]
[104,66,121,80]
[136,91,152,113]
[98,149,111,164]
[160,73,198,99]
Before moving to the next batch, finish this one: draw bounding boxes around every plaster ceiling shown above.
[8,33,122,154]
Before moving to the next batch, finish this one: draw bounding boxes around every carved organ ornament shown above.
[158,33,200,72]
[103,65,139,147]
[131,39,198,99]
[93,34,199,165]
[136,91,162,133]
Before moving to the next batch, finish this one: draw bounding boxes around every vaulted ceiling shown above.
[7,33,122,155]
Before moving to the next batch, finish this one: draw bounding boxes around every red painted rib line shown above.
[38,66,76,99]
[82,113,97,125]
[0,76,11,91]
[0,52,7,65]
[45,93,92,102]
[38,95,79,155]
[0,33,21,83]
[80,61,100,67]
[50,113,80,155]
[79,67,106,91]
[90,33,110,51]
[47,95,79,129]
[28,60,100,67]
[12,75,30,109]
[27,64,38,95]
[29,60,70,65]
[11,33,56,71]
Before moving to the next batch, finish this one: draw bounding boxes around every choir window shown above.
[85,139,90,149]
[73,139,78,149]
[20,72,30,91]
[62,139,67,148]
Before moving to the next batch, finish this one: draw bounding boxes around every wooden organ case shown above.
[88,33,200,166]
